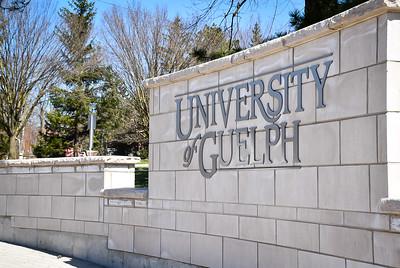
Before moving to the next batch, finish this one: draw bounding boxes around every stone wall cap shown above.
[101,187,148,200]
[0,156,141,167]
[379,198,400,214]
[143,0,400,89]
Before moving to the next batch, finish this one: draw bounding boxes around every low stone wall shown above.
[2,1,400,268]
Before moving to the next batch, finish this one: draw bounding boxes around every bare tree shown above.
[0,1,60,158]
[0,0,30,11]
[191,0,256,50]
[102,4,169,145]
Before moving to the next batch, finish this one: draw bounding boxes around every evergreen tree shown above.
[290,0,368,30]
[192,25,241,63]
[34,0,122,157]
[250,22,263,46]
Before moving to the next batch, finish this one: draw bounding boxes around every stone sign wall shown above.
[145,0,400,267]
[0,1,400,268]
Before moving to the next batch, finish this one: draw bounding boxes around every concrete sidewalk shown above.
[0,241,104,268]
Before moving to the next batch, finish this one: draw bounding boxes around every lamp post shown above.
[88,103,96,156]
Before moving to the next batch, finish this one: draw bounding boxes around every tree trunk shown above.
[8,134,18,159]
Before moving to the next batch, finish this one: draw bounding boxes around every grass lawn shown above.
[135,159,148,188]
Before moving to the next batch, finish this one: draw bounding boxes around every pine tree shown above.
[250,22,263,47]
[34,0,122,157]
[290,0,368,30]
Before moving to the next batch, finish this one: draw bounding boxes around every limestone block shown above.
[75,197,99,221]
[320,225,373,262]
[62,173,85,196]
[86,173,103,196]
[206,170,238,203]
[207,214,238,238]
[347,260,386,268]
[0,195,6,215]
[149,112,176,143]
[148,209,175,229]
[341,18,377,72]
[387,13,400,61]
[316,69,367,121]
[159,141,188,171]
[223,238,257,268]
[191,233,222,268]
[149,171,175,200]
[368,63,386,114]
[152,143,160,171]
[52,166,75,173]
[161,230,190,263]
[147,199,163,209]
[189,72,218,92]
[377,114,387,163]
[191,201,223,213]
[219,61,253,85]
[162,200,191,211]
[0,174,16,194]
[297,208,343,225]
[344,212,389,230]
[374,231,400,267]
[51,196,75,219]
[12,216,37,229]
[104,206,122,224]
[37,218,60,231]
[134,226,160,257]
[159,80,187,113]
[108,224,134,252]
[176,171,205,201]
[378,14,387,63]
[75,165,100,173]
[239,216,275,243]
[33,166,52,173]
[386,113,400,163]
[238,169,274,205]
[370,165,388,212]
[341,116,377,164]
[294,32,339,78]
[152,87,160,115]
[84,221,108,236]
[258,205,296,220]
[223,203,257,216]
[122,207,148,226]
[16,174,38,195]
[299,122,340,165]
[319,165,370,211]
[29,196,51,217]
[38,173,61,195]
[61,220,84,233]
[277,83,316,126]
[258,244,297,268]
[298,251,345,268]
[6,195,28,216]
[176,211,205,233]
[254,48,292,76]
[387,61,400,112]
[14,228,37,248]
[276,167,317,208]
[277,220,319,251]
[8,167,31,174]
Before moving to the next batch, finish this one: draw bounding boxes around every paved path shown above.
[0,241,104,268]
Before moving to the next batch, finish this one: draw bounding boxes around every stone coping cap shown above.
[0,156,141,168]
[144,0,400,89]
[379,198,400,214]
[101,187,148,200]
